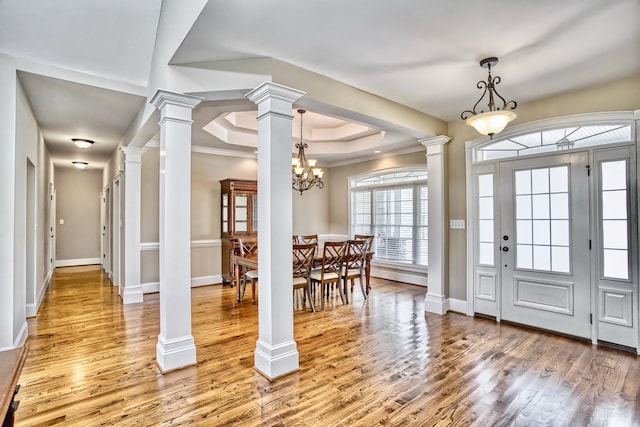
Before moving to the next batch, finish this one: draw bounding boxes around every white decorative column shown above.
[151,89,202,372]
[120,146,146,304]
[246,82,305,380]
[420,136,451,314]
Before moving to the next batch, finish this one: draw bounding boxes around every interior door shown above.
[499,152,591,338]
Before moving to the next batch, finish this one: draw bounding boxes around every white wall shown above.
[16,74,55,320]
[0,56,20,349]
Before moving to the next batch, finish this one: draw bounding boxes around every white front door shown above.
[499,152,591,338]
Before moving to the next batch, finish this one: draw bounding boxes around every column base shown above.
[254,339,299,381]
[156,333,197,373]
[424,292,447,315]
[122,285,143,304]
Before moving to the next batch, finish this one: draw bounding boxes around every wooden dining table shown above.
[231,250,374,303]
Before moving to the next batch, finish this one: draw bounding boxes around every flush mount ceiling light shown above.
[72,138,94,149]
[72,161,88,169]
[461,57,517,138]
[292,109,324,195]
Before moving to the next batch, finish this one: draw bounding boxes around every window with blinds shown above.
[350,170,428,266]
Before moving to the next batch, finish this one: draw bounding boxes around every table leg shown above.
[365,261,371,294]
[234,262,241,302]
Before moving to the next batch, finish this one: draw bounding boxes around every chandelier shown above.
[461,57,517,138]
[292,109,324,194]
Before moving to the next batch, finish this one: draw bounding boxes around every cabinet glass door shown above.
[222,193,228,233]
[235,193,248,232]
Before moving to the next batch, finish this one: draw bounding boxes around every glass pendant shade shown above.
[465,110,517,136]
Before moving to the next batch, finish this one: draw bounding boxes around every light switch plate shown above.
[450,219,465,229]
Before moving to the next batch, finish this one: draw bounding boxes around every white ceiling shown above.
[1,0,639,169]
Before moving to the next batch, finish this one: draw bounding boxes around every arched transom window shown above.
[474,124,632,161]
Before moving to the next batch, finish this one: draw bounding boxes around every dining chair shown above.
[239,238,258,256]
[296,234,319,246]
[292,243,317,312]
[353,234,375,295]
[354,234,374,252]
[310,241,347,309]
[341,239,368,302]
[237,238,258,303]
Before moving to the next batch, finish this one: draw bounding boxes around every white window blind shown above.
[350,170,427,266]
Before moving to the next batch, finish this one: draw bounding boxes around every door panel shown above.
[500,152,591,338]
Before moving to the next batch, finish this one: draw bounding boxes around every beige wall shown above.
[445,75,640,301]
[55,167,103,261]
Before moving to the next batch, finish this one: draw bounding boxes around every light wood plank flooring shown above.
[15,265,640,426]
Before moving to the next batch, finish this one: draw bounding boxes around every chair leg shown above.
[358,273,367,299]
[306,287,315,312]
[337,279,346,304]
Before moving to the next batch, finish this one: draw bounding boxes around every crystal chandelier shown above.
[461,57,517,138]
[292,109,324,195]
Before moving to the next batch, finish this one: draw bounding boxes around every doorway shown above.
[102,186,111,277]
[467,115,638,351]
[112,176,121,291]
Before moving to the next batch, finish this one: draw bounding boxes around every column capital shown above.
[245,82,306,106]
[150,89,202,111]
[120,146,146,163]
[419,135,451,155]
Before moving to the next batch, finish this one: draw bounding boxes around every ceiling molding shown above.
[144,140,257,159]
[326,144,426,168]
[143,140,425,165]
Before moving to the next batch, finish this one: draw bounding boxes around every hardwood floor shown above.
[15,265,640,426]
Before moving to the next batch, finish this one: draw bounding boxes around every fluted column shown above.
[420,135,451,314]
[246,82,305,379]
[150,89,202,372]
[120,146,145,304]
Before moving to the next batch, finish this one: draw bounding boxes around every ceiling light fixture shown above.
[461,57,517,138]
[72,161,88,169]
[72,138,95,149]
[292,109,324,195]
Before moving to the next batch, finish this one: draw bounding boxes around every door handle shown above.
[502,246,509,252]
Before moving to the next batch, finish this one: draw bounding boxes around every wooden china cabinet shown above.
[220,179,257,284]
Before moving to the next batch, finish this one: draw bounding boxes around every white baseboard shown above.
[192,275,221,287]
[372,267,427,286]
[27,270,54,317]
[142,281,159,294]
[55,257,101,267]
[13,321,28,348]
[448,298,468,314]
[141,275,222,294]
